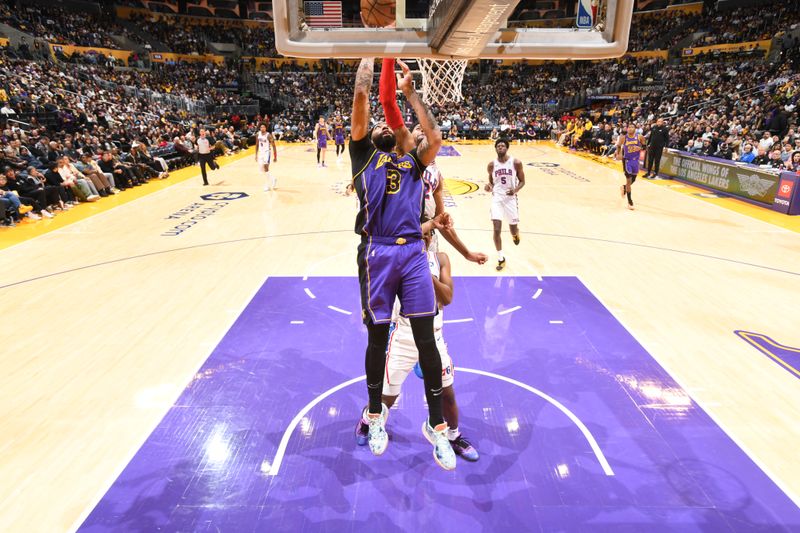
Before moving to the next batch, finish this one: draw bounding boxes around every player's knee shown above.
[366,336,388,359]
[441,386,455,404]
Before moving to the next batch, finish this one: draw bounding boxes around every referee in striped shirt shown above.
[197,129,219,186]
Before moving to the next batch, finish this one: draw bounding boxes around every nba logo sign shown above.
[777,179,794,199]
[576,0,596,29]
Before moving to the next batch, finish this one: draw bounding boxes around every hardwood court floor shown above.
[0,141,798,531]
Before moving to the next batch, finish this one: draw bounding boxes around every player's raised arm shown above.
[351,58,374,142]
[397,61,441,167]
[379,58,413,155]
[432,180,486,264]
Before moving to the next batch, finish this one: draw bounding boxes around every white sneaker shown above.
[365,404,389,456]
[87,195,100,202]
[26,212,41,220]
[422,420,457,471]
[41,210,54,218]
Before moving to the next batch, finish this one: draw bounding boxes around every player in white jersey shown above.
[354,225,480,462]
[485,138,525,271]
[255,124,277,191]
[409,124,488,264]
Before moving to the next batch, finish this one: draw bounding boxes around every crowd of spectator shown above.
[128,13,211,54]
[551,59,799,173]
[688,5,800,48]
[627,10,703,52]
[0,4,130,49]
[0,45,260,227]
[1,1,798,227]
[234,26,278,58]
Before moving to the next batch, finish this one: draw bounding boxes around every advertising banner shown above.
[681,39,771,57]
[150,52,224,64]
[626,50,669,59]
[49,44,132,64]
[661,150,786,208]
[774,172,800,215]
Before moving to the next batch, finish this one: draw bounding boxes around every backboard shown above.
[273,0,634,60]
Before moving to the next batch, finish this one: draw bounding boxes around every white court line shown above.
[443,318,474,324]
[302,250,351,281]
[532,288,543,299]
[327,305,352,315]
[266,375,366,475]
[536,275,543,282]
[2,150,254,254]
[304,288,316,299]
[265,367,614,477]
[498,305,522,316]
[290,321,304,325]
[550,320,564,324]
[585,284,800,506]
[67,273,267,533]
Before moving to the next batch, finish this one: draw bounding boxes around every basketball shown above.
[360,0,396,28]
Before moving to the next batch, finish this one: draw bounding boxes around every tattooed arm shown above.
[351,58,374,142]
[397,62,441,167]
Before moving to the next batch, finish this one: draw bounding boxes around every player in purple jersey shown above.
[615,123,646,210]
[333,118,346,160]
[314,116,329,167]
[350,57,457,470]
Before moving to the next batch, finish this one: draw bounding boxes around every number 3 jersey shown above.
[350,135,425,239]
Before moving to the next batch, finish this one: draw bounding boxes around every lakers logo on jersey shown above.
[625,138,641,153]
[375,154,412,171]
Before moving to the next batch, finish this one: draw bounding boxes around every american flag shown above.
[304,1,342,27]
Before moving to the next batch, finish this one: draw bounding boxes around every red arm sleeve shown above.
[379,58,404,130]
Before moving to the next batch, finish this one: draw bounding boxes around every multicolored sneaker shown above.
[355,417,369,447]
[496,258,506,272]
[512,234,520,246]
[367,404,389,456]
[450,435,479,462]
[422,420,457,471]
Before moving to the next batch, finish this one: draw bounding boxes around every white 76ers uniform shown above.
[422,161,441,253]
[383,251,454,396]
[490,156,519,224]
[257,132,272,165]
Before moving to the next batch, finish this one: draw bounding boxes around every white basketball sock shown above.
[447,427,460,441]
[498,250,504,261]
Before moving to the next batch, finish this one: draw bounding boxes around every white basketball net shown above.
[416,58,469,107]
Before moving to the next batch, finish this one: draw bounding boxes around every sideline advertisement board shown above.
[774,172,800,215]
[660,150,799,215]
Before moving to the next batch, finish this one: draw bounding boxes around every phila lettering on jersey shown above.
[492,156,517,195]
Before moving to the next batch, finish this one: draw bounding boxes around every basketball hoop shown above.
[416,58,469,106]
[414,0,469,106]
